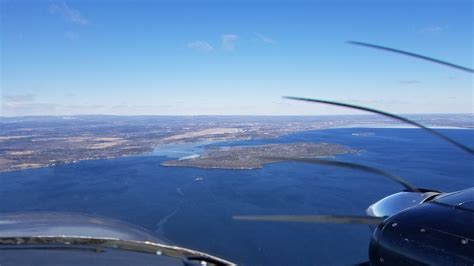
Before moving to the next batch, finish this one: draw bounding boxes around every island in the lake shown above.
[161,142,352,169]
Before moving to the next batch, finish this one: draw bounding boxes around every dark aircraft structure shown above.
[235,176,474,266]
[0,212,234,265]
[1,42,473,265]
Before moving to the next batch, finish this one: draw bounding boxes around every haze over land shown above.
[1,114,472,172]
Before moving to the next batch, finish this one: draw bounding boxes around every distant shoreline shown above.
[1,125,472,173]
[336,125,473,130]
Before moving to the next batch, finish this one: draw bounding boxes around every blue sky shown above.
[1,0,472,116]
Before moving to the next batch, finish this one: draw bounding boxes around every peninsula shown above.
[161,142,352,169]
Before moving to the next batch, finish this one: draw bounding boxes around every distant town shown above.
[0,114,472,172]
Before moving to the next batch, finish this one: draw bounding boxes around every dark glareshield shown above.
[0,212,234,266]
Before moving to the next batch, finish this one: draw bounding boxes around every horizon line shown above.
[1,112,473,118]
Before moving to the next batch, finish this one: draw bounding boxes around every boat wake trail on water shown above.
[154,178,200,242]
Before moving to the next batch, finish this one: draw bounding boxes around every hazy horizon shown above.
[1,112,473,120]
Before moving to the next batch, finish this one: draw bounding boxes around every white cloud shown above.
[3,93,36,103]
[0,94,174,116]
[0,93,51,116]
[187,41,214,53]
[65,31,79,41]
[221,34,238,51]
[254,32,276,44]
[49,1,89,25]
[420,25,446,33]
[397,80,421,85]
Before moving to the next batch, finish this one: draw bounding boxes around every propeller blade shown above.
[233,215,383,225]
[283,96,474,155]
[263,157,419,192]
[347,40,474,73]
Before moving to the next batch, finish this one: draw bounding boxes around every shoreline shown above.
[2,127,471,173]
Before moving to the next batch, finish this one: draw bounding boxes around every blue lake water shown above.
[1,128,473,265]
